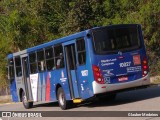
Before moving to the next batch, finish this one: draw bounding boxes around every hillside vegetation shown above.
[0,0,160,89]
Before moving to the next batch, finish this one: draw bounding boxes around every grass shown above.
[151,79,160,84]
[150,76,160,84]
[0,99,11,104]
[0,95,12,104]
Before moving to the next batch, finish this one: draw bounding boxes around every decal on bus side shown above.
[103,69,114,77]
[101,58,117,67]
[81,70,88,76]
[119,62,131,67]
[104,77,111,84]
[30,73,39,101]
[60,70,67,82]
[133,55,141,65]
[81,84,84,91]
[127,66,142,73]
[101,58,117,63]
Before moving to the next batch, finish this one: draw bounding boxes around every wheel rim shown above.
[23,95,28,106]
[59,92,65,106]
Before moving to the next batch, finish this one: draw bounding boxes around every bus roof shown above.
[7,29,90,59]
[7,24,140,59]
[27,30,88,52]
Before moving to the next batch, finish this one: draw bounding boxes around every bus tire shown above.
[22,91,33,109]
[57,87,72,110]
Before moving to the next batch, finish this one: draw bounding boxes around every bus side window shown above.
[15,57,22,77]
[45,47,55,70]
[29,52,37,74]
[54,45,64,69]
[76,38,86,65]
[37,49,46,72]
[8,59,15,80]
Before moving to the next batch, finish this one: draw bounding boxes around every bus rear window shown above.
[92,26,141,54]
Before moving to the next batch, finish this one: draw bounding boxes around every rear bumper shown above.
[92,74,150,94]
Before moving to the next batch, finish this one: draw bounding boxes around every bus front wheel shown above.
[57,87,72,110]
[22,91,33,109]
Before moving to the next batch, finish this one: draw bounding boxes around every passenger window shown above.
[37,50,46,72]
[54,45,64,69]
[45,47,55,70]
[29,52,37,74]
[15,57,22,77]
[76,38,86,65]
[8,59,15,79]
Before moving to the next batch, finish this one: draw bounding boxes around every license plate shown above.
[118,76,128,82]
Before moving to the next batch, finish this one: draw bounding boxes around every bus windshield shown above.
[92,25,141,54]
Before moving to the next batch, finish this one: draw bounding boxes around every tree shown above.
[0,0,160,90]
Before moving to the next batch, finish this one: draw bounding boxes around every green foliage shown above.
[60,1,93,35]
[0,0,160,88]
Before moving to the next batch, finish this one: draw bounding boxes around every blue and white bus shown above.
[7,24,150,110]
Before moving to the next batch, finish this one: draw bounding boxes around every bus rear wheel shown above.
[22,91,33,109]
[57,87,72,110]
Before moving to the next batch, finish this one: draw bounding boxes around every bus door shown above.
[64,41,80,99]
[8,59,19,102]
[21,55,32,101]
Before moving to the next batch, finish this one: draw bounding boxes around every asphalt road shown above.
[0,85,160,120]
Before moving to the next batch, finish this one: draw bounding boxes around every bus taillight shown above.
[92,65,104,84]
[142,57,149,77]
